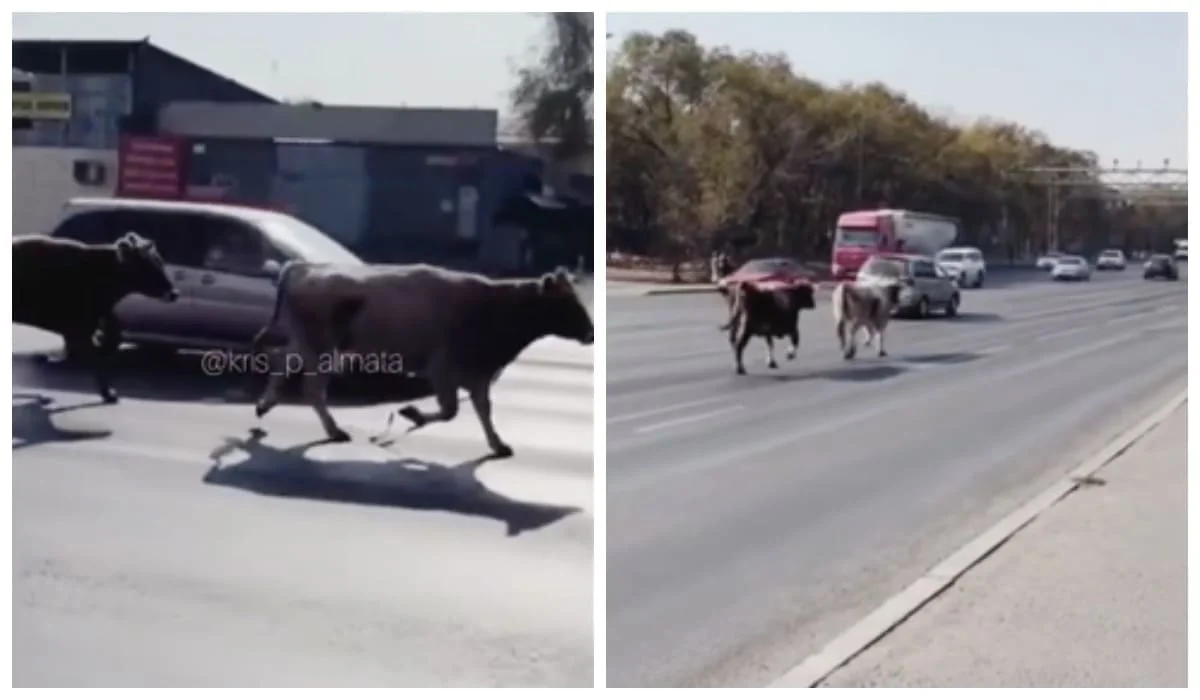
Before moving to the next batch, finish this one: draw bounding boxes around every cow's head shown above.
[536,267,594,345]
[116,232,179,302]
[792,284,817,310]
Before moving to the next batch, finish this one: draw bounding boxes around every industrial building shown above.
[13,38,591,274]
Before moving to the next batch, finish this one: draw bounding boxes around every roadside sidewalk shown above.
[822,403,1188,688]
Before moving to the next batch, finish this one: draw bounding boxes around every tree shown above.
[511,12,594,160]
[608,29,1171,263]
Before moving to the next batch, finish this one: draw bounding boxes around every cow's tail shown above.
[250,260,303,356]
[718,281,753,332]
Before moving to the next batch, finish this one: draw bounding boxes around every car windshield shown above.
[1059,257,1084,265]
[862,257,907,278]
[1101,250,1122,257]
[1150,255,1171,263]
[255,215,364,265]
[937,252,964,262]
[736,258,807,276]
[835,228,878,247]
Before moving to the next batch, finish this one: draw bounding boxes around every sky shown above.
[607,12,1188,169]
[12,12,548,123]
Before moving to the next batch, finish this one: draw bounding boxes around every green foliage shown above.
[607,30,1186,261]
[511,12,594,160]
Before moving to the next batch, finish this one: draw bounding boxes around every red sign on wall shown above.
[117,134,184,199]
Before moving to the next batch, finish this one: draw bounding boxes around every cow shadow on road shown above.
[12,392,113,450]
[202,428,579,537]
[11,348,432,408]
[737,350,985,384]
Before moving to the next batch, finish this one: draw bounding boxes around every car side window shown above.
[52,210,118,245]
[198,216,271,276]
[912,260,937,278]
[966,251,982,262]
[112,210,206,268]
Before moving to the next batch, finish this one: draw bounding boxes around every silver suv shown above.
[857,254,961,319]
[49,197,364,358]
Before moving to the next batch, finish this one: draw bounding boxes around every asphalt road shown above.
[12,328,594,687]
[606,266,1187,687]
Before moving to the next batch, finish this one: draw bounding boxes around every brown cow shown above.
[251,262,593,458]
[719,281,816,374]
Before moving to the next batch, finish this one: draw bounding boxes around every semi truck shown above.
[831,209,960,280]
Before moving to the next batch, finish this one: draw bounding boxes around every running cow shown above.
[719,280,817,374]
[830,281,901,360]
[250,262,594,458]
[12,232,179,403]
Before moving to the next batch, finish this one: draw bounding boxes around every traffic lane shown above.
[605,278,1186,686]
[13,348,592,687]
[608,270,1179,447]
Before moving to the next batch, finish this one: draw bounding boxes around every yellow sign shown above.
[13,93,73,120]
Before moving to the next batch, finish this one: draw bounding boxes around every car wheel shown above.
[974,272,985,288]
[945,293,959,317]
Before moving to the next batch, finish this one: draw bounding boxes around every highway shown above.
[606,266,1187,687]
[12,294,594,687]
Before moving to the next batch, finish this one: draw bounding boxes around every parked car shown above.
[716,256,816,294]
[47,196,366,359]
[1095,249,1127,270]
[1142,254,1180,281]
[934,246,987,288]
[1036,251,1065,270]
[1050,256,1091,281]
[856,253,960,318]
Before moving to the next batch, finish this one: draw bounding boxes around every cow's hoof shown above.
[843,350,857,361]
[879,350,888,358]
[254,403,273,419]
[100,390,119,405]
[767,361,779,370]
[398,405,427,428]
[736,366,746,375]
[491,442,515,459]
[327,429,352,443]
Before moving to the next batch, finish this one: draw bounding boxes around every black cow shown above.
[719,281,817,374]
[13,232,179,403]
[251,263,593,458]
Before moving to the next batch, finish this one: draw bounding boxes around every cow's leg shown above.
[397,360,460,428]
[843,322,858,360]
[732,324,751,375]
[786,321,800,361]
[254,344,294,418]
[93,313,122,404]
[835,319,848,356]
[876,324,889,358]
[465,377,512,458]
[301,352,350,443]
[764,336,779,369]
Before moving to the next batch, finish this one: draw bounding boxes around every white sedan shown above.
[1050,256,1092,281]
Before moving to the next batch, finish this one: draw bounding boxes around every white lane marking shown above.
[608,396,729,425]
[633,405,745,435]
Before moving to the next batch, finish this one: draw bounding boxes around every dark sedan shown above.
[1143,254,1180,281]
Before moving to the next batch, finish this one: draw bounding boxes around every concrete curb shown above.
[769,385,1188,688]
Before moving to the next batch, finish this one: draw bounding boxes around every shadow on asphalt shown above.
[12,393,114,449]
[203,428,580,536]
[736,350,986,384]
[11,347,433,408]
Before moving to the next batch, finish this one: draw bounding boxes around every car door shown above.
[911,258,942,303]
[191,214,284,345]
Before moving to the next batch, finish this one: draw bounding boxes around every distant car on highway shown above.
[47,196,366,360]
[1050,255,1091,282]
[934,246,987,288]
[716,257,816,293]
[1142,254,1179,281]
[1095,249,1127,270]
[1036,251,1065,270]
[856,253,960,318]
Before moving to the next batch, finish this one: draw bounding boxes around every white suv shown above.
[1096,249,1127,271]
[935,246,987,288]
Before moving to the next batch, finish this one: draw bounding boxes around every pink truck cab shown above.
[831,209,960,280]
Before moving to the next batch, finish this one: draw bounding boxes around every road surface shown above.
[13,327,594,687]
[606,266,1187,687]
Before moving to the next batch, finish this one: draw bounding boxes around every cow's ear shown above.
[540,272,560,293]
[115,237,133,262]
[554,266,574,285]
